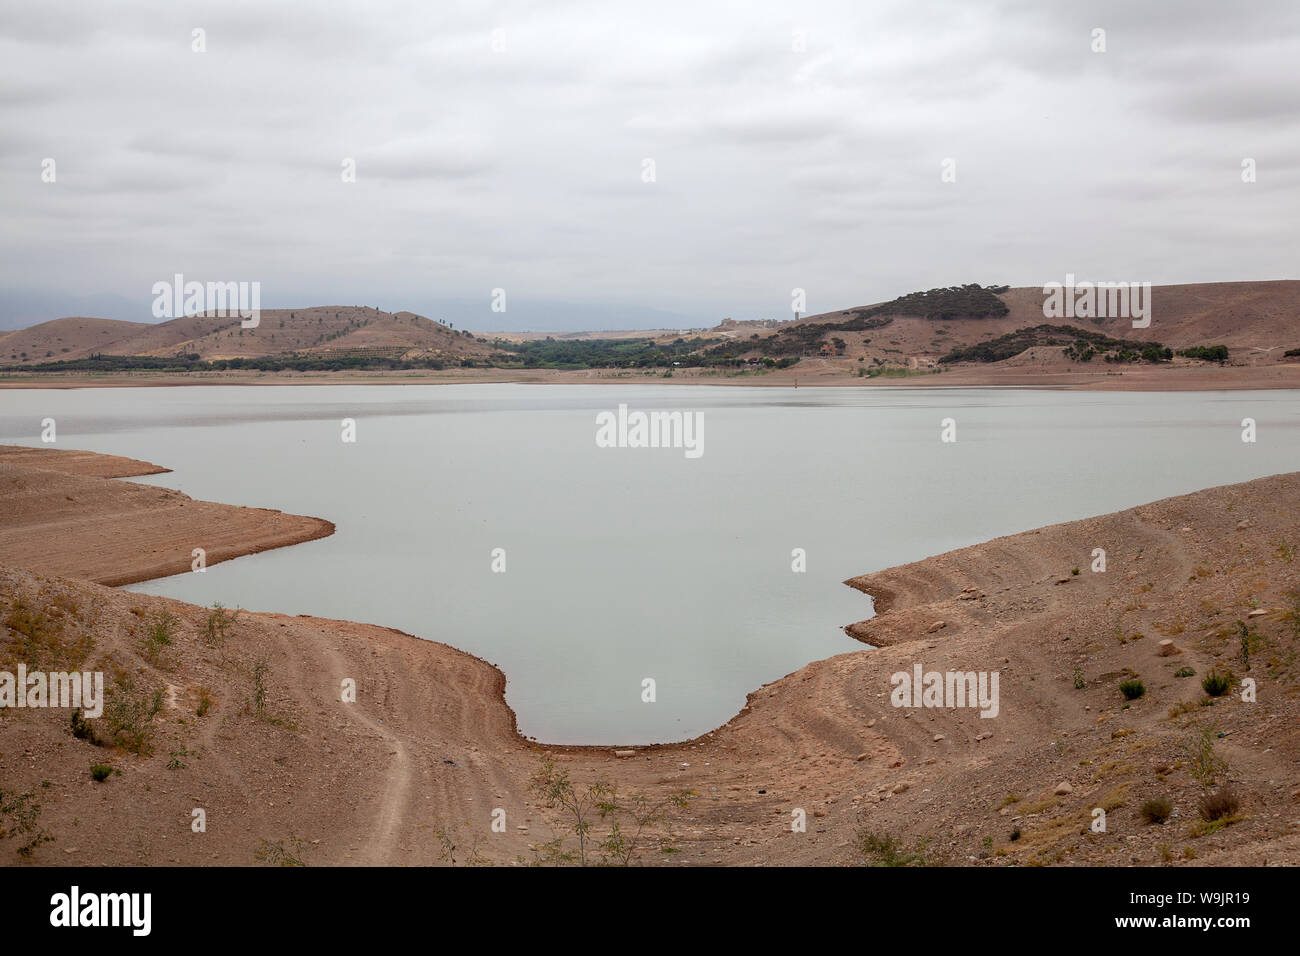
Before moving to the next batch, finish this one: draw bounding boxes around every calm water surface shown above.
[2,384,1297,743]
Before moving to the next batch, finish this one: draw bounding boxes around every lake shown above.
[2,384,1297,743]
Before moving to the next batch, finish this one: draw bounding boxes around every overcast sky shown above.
[2,0,1298,331]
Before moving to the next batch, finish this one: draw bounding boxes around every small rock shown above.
[614,749,635,758]
[1248,609,1267,618]
[933,734,944,742]
[856,753,870,762]
[926,621,946,633]
[1054,781,1073,796]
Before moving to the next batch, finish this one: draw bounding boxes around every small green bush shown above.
[1201,671,1231,697]
[1119,679,1146,700]
[1140,797,1172,824]
[90,763,112,783]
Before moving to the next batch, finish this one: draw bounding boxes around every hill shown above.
[5,280,1298,375]
[704,280,1300,369]
[0,317,152,363]
[0,307,499,366]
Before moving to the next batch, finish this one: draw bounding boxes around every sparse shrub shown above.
[255,833,312,867]
[432,818,492,866]
[101,676,158,755]
[203,602,238,661]
[250,658,270,715]
[147,610,177,646]
[69,708,100,745]
[196,686,213,717]
[1201,670,1231,697]
[1073,667,1086,690]
[141,610,178,666]
[1174,666,1195,678]
[89,763,112,782]
[1182,728,1228,787]
[857,830,929,867]
[1235,620,1259,670]
[0,788,54,856]
[1198,786,1240,822]
[526,757,692,866]
[3,593,93,669]
[1119,679,1145,700]
[1140,797,1173,824]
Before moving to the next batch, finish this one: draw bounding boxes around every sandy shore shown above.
[0,446,333,586]
[1,449,1297,866]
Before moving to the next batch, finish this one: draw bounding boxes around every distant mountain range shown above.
[0,291,707,335]
[2,281,1297,368]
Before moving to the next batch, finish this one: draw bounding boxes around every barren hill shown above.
[7,281,1298,373]
[726,280,1300,367]
[0,317,151,363]
[0,307,498,365]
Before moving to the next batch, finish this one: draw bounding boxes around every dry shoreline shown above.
[2,448,1298,866]
[0,446,334,587]
[5,360,1300,391]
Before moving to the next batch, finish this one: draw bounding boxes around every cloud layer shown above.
[1,0,1297,329]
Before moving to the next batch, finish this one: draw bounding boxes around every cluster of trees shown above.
[702,283,1007,361]
[491,336,773,370]
[1105,346,1174,364]
[881,283,1010,320]
[940,325,1167,364]
[1178,345,1230,363]
[947,330,1236,367]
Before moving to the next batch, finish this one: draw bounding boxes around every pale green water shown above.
[2,384,1296,743]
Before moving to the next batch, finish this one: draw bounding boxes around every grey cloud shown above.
[1,0,1298,330]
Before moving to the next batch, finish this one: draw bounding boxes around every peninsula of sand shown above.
[1,444,1297,866]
